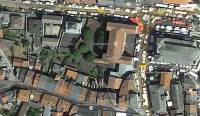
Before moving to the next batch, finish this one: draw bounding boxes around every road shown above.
[0,48,19,82]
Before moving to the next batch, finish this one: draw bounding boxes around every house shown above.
[96,22,137,65]
[119,79,135,96]
[97,0,114,6]
[69,105,79,115]
[97,92,105,106]
[16,102,29,116]
[162,0,190,4]
[170,83,184,113]
[160,72,172,88]
[88,91,98,104]
[51,112,63,116]
[0,70,4,80]
[55,79,70,96]
[28,18,43,36]
[149,85,168,114]
[33,73,41,87]
[57,99,71,112]
[0,90,14,104]
[186,89,198,104]
[0,29,4,39]
[102,111,116,116]
[54,74,62,81]
[105,92,117,107]
[77,88,88,102]
[107,76,122,89]
[29,91,42,103]
[65,69,78,80]
[76,74,89,84]
[17,89,29,102]
[42,15,63,37]
[185,104,197,116]
[41,94,58,107]
[24,70,35,85]
[51,63,62,74]
[18,68,28,82]
[118,96,128,111]
[10,13,25,30]
[65,18,82,34]
[35,59,41,70]
[0,11,10,26]
[13,58,28,68]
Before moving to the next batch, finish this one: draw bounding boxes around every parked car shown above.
[173,27,181,34]
[165,25,173,32]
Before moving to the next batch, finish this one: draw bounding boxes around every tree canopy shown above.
[78,42,89,53]
[82,27,92,41]
[83,51,96,62]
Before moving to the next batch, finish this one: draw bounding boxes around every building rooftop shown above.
[0,70,4,80]
[10,13,25,30]
[118,96,128,111]
[119,79,135,96]
[162,0,190,4]
[170,83,184,112]
[160,72,172,87]
[101,22,137,65]
[0,11,10,25]
[42,15,63,25]
[69,105,79,115]
[51,112,63,116]
[107,76,122,89]
[29,91,42,103]
[57,99,71,112]
[64,0,96,4]
[16,102,29,116]
[156,41,200,66]
[149,85,168,114]
[65,19,82,34]
[17,89,29,102]
[55,79,70,96]
[41,94,58,107]
[185,104,197,114]
[28,18,43,36]
[44,24,60,37]
[65,69,78,80]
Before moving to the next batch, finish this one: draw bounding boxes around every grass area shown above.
[12,45,27,59]
[53,52,66,64]
[26,107,42,116]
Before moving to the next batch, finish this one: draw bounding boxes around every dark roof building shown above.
[16,102,29,116]
[170,83,184,113]
[28,18,43,36]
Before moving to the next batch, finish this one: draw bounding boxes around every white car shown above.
[165,25,173,32]
[155,25,160,30]
[173,27,180,34]
[180,28,188,35]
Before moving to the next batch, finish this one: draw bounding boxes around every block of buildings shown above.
[17,89,29,102]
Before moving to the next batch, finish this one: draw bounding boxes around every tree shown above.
[83,51,96,62]
[72,50,81,58]
[78,42,89,53]
[22,39,31,48]
[26,107,42,116]
[97,30,105,49]
[82,27,92,41]
[3,30,16,40]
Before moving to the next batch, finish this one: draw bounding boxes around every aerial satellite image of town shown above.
[0,0,200,116]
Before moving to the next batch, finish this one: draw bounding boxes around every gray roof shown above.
[28,18,43,36]
[51,63,61,73]
[0,11,10,25]
[156,41,200,66]
[71,85,82,101]
[42,15,63,25]
[170,83,184,112]
[149,85,167,114]
[97,0,114,6]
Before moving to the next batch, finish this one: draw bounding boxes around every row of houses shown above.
[10,64,136,111]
